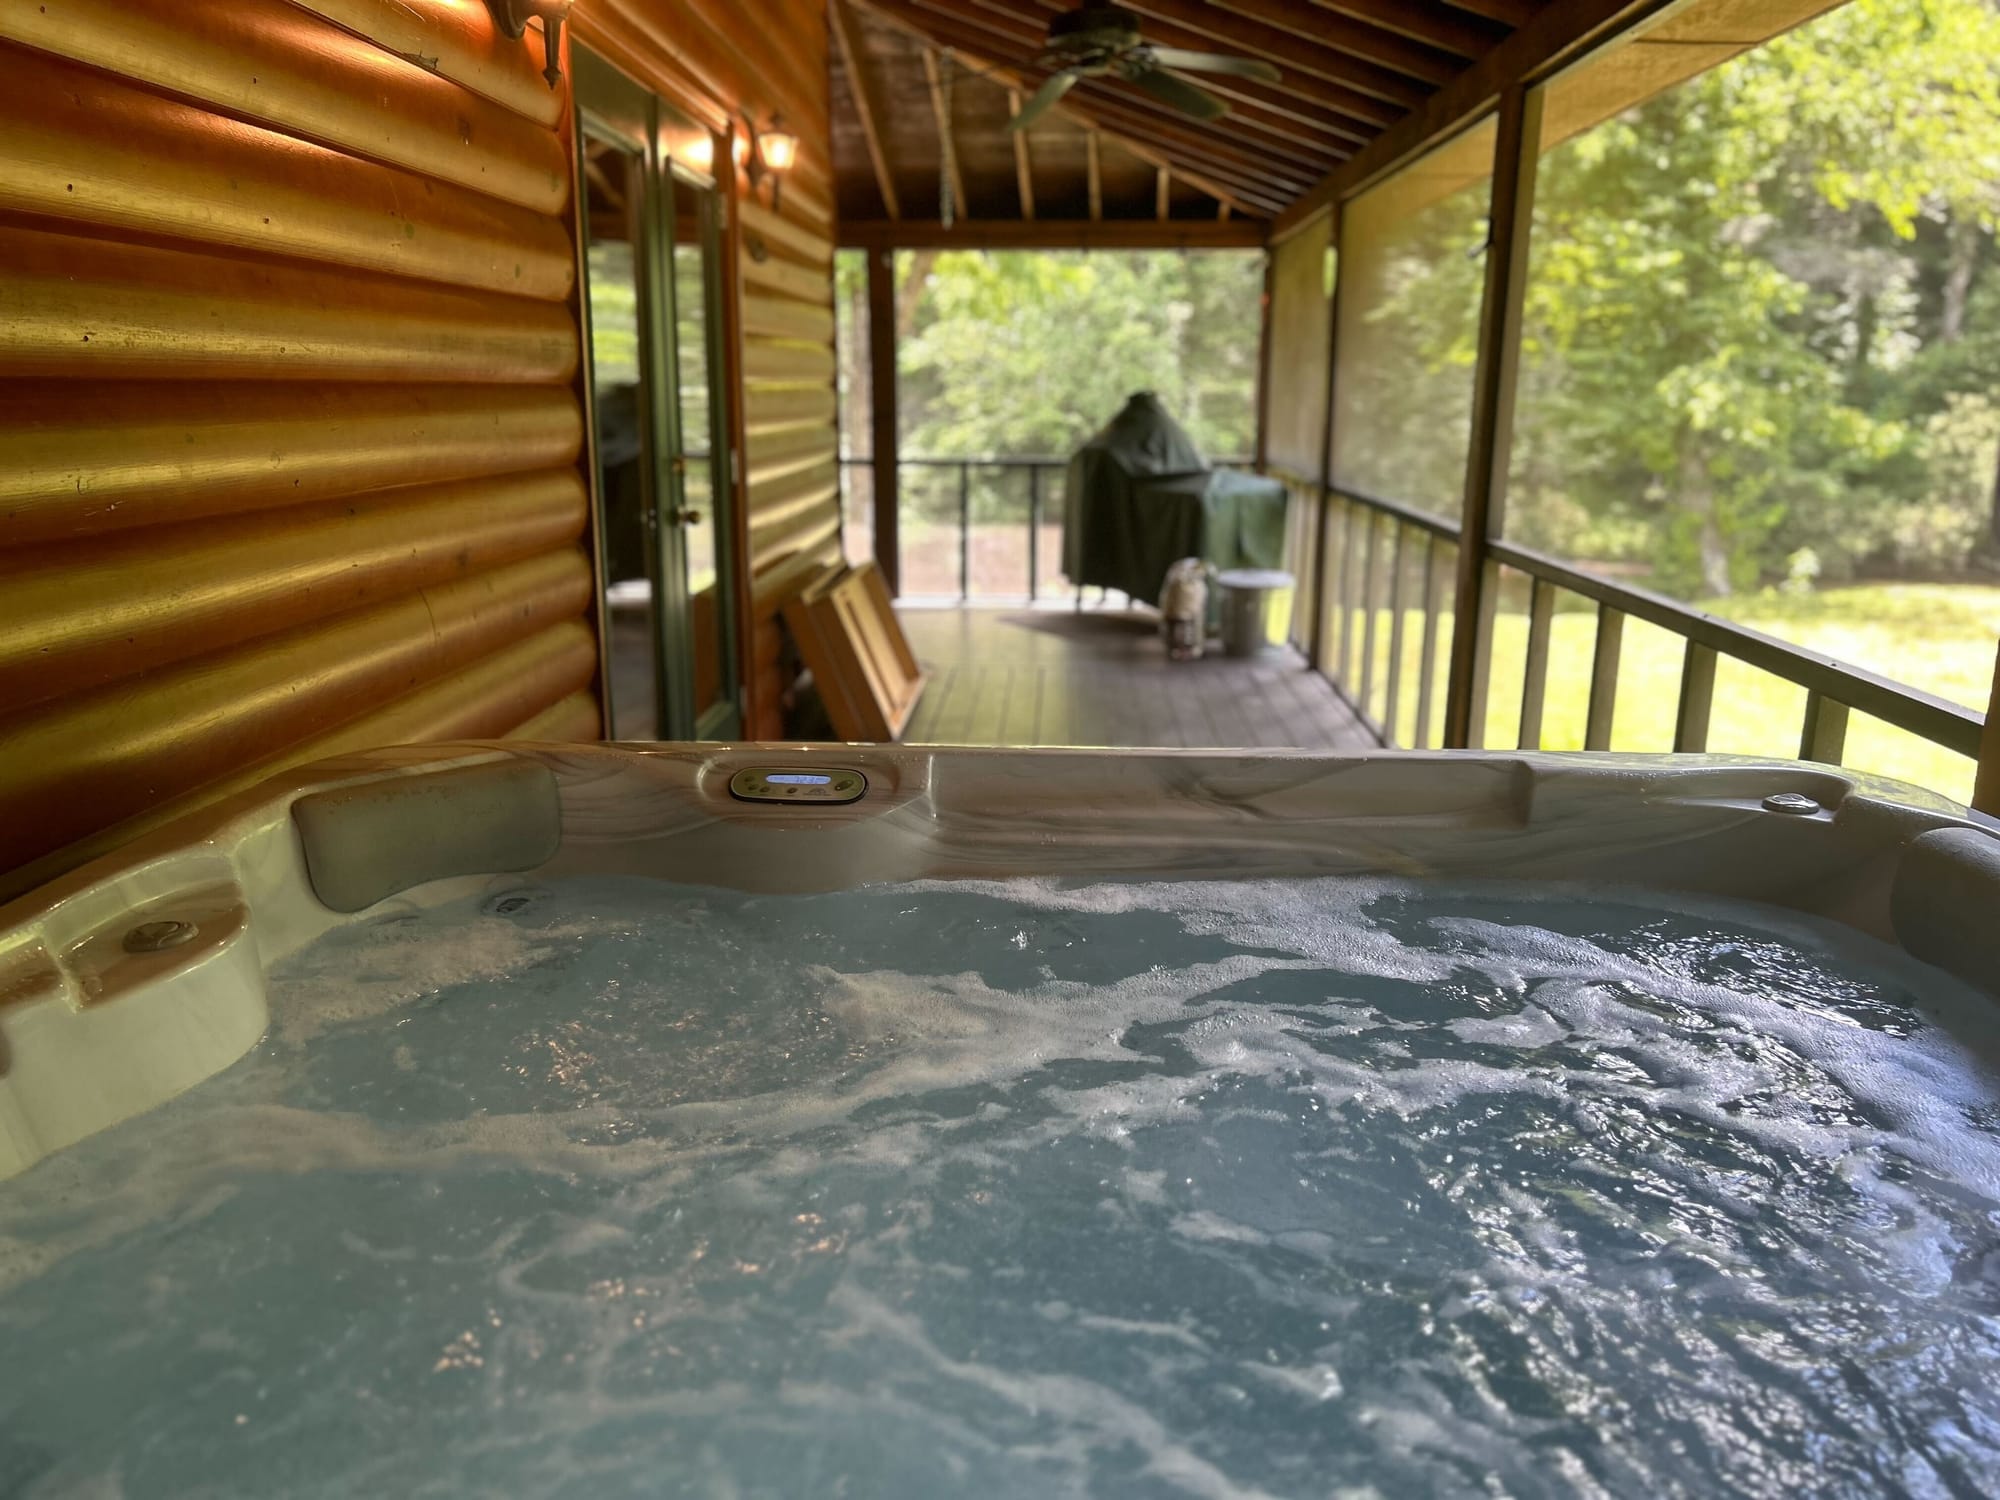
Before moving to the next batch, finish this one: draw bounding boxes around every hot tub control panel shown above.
[727,767,868,805]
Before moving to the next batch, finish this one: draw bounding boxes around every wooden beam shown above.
[1198,0,1462,82]
[850,0,1279,217]
[1442,85,1541,748]
[920,47,969,222]
[1008,89,1037,220]
[1155,166,1170,222]
[1087,130,1103,221]
[1304,0,1509,58]
[830,0,900,220]
[866,247,900,596]
[1219,200,1232,221]
[1273,0,1660,240]
[838,218,1269,250]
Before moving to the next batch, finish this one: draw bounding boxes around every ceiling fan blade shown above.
[1125,65,1227,121]
[1146,47,1281,83]
[1011,70,1079,130]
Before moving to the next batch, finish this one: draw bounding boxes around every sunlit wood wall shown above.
[0,0,601,894]
[577,0,842,740]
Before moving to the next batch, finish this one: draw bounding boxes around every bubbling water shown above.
[2,873,1998,1499]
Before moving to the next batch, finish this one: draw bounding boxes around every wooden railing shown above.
[839,454,1253,603]
[1290,476,1985,778]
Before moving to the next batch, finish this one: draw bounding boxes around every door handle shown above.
[670,508,704,527]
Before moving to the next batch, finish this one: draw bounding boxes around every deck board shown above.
[898,608,1377,752]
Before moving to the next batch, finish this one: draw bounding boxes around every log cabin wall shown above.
[0,0,600,896]
[576,0,841,740]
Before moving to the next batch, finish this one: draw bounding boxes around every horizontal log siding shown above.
[0,1,596,894]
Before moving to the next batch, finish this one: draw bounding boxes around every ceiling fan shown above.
[1010,3,1281,131]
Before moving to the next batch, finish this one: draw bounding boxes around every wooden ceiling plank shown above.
[1198,0,1464,81]
[849,0,1288,216]
[1304,0,1511,57]
[1434,0,1540,27]
[1111,0,1433,105]
[870,0,1330,191]
[999,0,1406,126]
[1087,130,1103,221]
[830,0,901,219]
[920,46,970,221]
[1007,89,1037,220]
[928,0,1382,146]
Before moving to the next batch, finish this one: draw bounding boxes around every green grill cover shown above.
[1061,393,1288,605]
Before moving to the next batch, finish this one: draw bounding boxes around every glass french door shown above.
[575,51,740,740]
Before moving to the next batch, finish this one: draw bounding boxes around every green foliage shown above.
[1380,0,2000,596]
[895,249,1263,468]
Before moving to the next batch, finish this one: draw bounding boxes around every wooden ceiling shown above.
[831,0,1555,239]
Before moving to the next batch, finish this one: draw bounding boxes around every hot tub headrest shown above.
[1891,825,2000,997]
[291,758,562,913]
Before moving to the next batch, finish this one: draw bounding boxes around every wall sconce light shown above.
[742,114,799,212]
[486,0,574,90]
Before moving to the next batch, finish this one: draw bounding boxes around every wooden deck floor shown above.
[897,608,1376,751]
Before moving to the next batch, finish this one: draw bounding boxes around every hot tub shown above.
[2,744,1998,1496]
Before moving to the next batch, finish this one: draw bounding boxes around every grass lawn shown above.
[1339,583,1999,805]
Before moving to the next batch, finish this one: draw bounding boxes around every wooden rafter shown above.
[1432,0,1538,26]
[859,0,1325,204]
[1155,166,1169,222]
[1197,0,1463,82]
[1106,0,1433,104]
[1007,89,1036,220]
[920,46,969,222]
[831,0,900,219]
[1302,0,1509,57]
[849,0,1277,217]
[963,0,1393,135]
[1086,130,1102,221]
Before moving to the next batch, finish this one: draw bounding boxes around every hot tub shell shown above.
[2,742,1997,1180]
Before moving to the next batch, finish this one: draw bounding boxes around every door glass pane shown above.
[582,134,663,739]
[669,178,731,727]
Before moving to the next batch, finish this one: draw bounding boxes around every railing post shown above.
[1674,641,1717,753]
[1027,464,1042,602]
[1443,85,1544,748]
[1357,512,1382,725]
[866,248,900,596]
[1976,641,2000,816]
[1518,577,1554,750]
[1382,524,1409,744]
[1584,604,1625,751]
[1414,536,1444,748]
[1800,691,1849,764]
[958,461,971,602]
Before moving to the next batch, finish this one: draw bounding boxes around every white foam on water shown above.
[3,871,1999,1497]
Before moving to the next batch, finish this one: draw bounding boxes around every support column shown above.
[1443,86,1543,748]
[866,247,900,596]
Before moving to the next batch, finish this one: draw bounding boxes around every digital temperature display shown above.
[765,773,833,785]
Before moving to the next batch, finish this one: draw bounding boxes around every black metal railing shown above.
[1293,475,1983,776]
[840,453,1255,603]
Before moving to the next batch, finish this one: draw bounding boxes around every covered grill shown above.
[1060,393,1289,606]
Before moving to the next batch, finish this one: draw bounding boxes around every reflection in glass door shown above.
[575,52,739,741]
[666,177,737,738]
